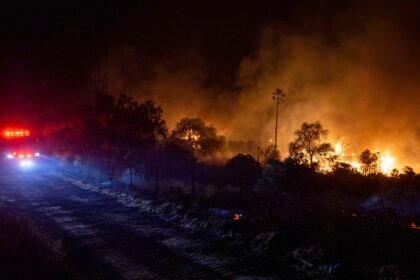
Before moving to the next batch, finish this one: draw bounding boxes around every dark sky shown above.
[0,1,356,87]
[0,0,285,123]
[0,0,418,125]
[0,1,284,87]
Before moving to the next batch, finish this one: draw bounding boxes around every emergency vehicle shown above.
[1,128,42,168]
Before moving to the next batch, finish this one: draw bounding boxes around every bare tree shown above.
[288,122,334,168]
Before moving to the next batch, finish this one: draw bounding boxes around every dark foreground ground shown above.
[0,166,238,279]
[0,164,419,279]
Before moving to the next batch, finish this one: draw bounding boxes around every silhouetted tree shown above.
[226,154,261,201]
[402,166,415,178]
[48,92,167,162]
[399,166,417,187]
[288,122,334,169]
[390,168,399,178]
[170,118,225,195]
[170,117,225,157]
[359,149,379,175]
[110,95,167,148]
[84,94,166,161]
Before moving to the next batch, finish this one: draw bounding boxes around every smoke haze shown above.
[104,1,419,170]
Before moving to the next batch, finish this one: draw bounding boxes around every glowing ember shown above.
[232,213,242,221]
[181,129,201,149]
[380,152,395,175]
[408,222,420,230]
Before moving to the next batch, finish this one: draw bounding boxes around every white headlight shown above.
[20,160,33,168]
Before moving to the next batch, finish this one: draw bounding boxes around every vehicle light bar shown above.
[6,152,40,159]
[2,129,31,138]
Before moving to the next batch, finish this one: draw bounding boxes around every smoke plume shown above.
[106,1,419,170]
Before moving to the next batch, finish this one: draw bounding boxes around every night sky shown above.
[1,1,418,93]
[0,1,394,95]
[0,1,290,90]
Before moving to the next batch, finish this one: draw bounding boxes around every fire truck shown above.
[0,128,42,169]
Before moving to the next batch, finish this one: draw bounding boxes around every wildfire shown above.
[334,142,343,157]
[319,141,397,176]
[182,129,201,149]
[379,152,395,175]
[350,161,361,171]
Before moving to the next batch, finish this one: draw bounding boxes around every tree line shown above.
[45,91,418,203]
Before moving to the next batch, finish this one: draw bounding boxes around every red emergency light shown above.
[6,151,40,159]
[2,129,31,138]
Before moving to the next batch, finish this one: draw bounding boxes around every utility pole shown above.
[272,88,285,156]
